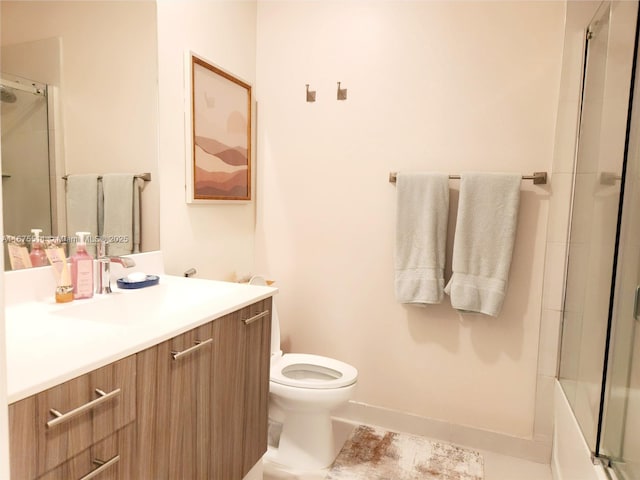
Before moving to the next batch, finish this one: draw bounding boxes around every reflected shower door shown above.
[558,0,637,452]
[0,76,52,265]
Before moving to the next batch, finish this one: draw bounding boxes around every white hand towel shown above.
[395,172,449,305]
[444,173,521,316]
[66,174,99,256]
[102,174,135,256]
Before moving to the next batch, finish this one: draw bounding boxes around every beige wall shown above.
[156,1,257,279]
[255,1,564,438]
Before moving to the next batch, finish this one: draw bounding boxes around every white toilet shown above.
[249,276,358,471]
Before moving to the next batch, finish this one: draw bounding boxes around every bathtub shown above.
[552,381,611,480]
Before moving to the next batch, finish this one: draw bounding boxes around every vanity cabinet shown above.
[8,296,272,480]
[8,355,136,479]
[136,297,272,480]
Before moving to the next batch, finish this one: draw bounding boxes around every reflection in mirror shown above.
[1,75,52,271]
[0,1,160,270]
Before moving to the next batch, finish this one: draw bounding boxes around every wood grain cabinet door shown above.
[211,298,272,479]
[210,309,246,480]
[240,298,272,476]
[136,322,214,480]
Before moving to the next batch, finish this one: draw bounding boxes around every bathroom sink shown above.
[49,277,240,326]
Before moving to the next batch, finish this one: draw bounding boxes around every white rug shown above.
[326,425,484,480]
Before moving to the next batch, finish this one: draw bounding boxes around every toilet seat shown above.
[271,353,358,389]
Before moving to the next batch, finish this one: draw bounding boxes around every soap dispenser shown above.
[71,231,94,299]
[29,228,48,267]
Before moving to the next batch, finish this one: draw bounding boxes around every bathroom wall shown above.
[255,1,564,439]
[156,1,257,280]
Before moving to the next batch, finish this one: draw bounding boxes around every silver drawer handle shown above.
[79,455,120,480]
[47,388,121,429]
[171,338,213,360]
[243,310,270,326]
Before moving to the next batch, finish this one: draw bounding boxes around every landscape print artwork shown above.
[191,55,251,201]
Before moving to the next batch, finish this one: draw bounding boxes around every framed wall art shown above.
[185,52,252,203]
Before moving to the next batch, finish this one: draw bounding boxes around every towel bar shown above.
[62,172,151,182]
[388,171,547,185]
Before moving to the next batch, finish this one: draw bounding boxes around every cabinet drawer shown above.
[9,355,136,477]
[38,423,135,480]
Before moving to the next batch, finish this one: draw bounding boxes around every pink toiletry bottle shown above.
[71,231,94,299]
[29,228,48,267]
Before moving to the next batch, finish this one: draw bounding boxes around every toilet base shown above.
[274,410,336,470]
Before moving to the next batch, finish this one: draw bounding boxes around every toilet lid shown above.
[271,353,358,389]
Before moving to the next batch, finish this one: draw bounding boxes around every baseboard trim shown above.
[333,400,552,464]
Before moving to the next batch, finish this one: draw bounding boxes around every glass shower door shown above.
[599,15,640,474]
[558,0,635,452]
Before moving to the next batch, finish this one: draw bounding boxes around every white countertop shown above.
[4,252,277,404]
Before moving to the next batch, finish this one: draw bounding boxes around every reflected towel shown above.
[444,173,521,317]
[133,177,143,253]
[395,172,449,305]
[102,174,136,256]
[66,174,99,256]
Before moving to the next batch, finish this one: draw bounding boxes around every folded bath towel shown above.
[444,173,521,316]
[66,174,99,256]
[395,172,449,305]
[102,174,136,256]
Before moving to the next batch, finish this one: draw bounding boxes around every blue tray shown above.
[117,275,160,289]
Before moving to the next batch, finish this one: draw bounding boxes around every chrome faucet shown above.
[95,237,136,294]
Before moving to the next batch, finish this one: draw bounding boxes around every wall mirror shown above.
[0,1,160,269]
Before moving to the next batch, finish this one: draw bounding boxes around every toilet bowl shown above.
[249,276,358,471]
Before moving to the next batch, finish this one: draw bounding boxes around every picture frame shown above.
[185,52,252,203]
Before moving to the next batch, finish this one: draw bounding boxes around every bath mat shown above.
[326,425,484,480]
